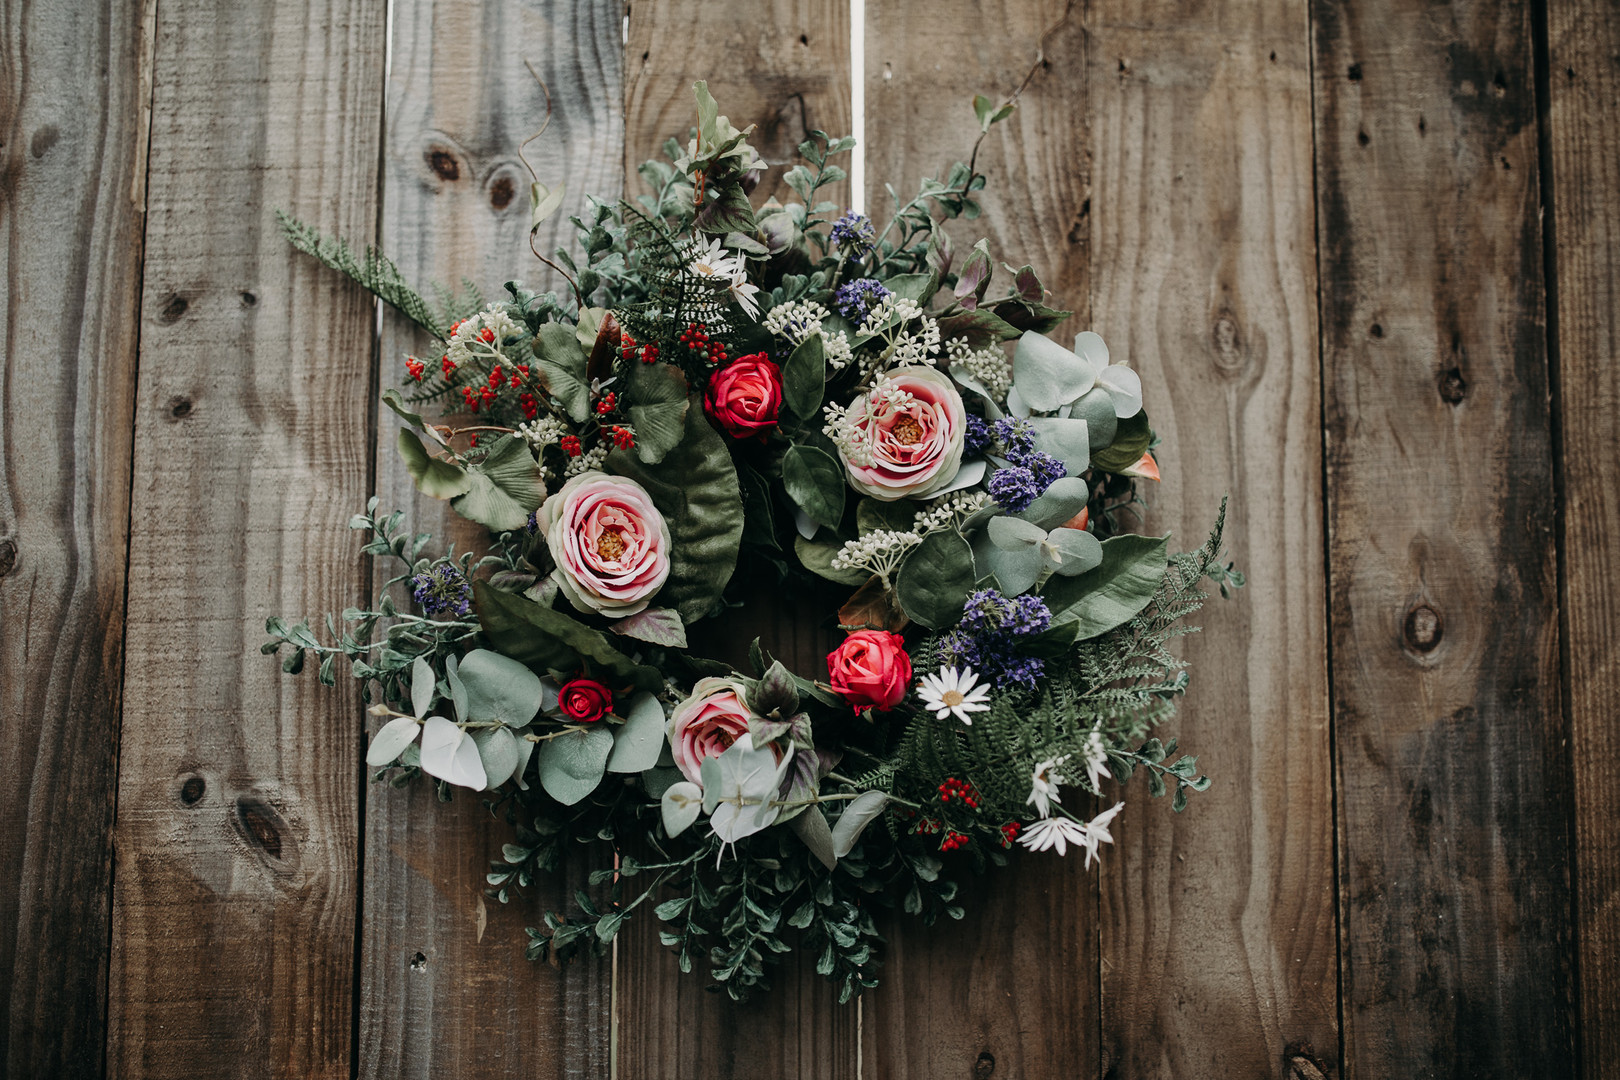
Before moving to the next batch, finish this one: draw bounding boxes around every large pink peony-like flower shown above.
[837,366,967,501]
[668,676,755,787]
[537,472,671,619]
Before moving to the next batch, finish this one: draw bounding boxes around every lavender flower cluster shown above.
[939,588,1052,690]
[834,277,891,321]
[829,211,875,256]
[985,418,1066,512]
[411,563,472,618]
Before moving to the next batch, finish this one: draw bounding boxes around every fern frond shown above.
[277,210,446,339]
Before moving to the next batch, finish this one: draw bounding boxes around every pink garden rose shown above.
[703,353,783,439]
[827,630,912,712]
[537,472,671,619]
[668,676,755,787]
[837,366,967,501]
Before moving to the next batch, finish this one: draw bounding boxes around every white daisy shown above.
[1017,815,1089,857]
[1082,723,1110,792]
[916,665,992,724]
[1079,802,1125,870]
[1026,756,1067,818]
[687,236,761,320]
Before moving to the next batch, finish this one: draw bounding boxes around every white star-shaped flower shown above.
[1017,815,1089,857]
[1078,801,1124,870]
[687,236,761,320]
[916,665,992,724]
[1026,756,1067,818]
[1083,723,1110,792]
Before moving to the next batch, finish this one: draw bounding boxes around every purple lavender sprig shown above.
[411,563,472,618]
[938,588,1053,691]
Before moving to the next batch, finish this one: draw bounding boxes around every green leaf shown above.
[936,307,1022,345]
[830,790,889,858]
[896,530,977,629]
[472,726,522,789]
[781,334,826,420]
[789,806,837,870]
[474,583,663,691]
[884,271,939,307]
[456,648,544,727]
[382,388,432,434]
[607,402,744,623]
[1090,410,1153,473]
[856,497,915,537]
[451,434,547,532]
[609,606,688,648]
[397,429,472,499]
[782,444,846,529]
[626,362,691,464]
[530,181,566,232]
[794,535,870,587]
[973,93,995,131]
[1041,534,1170,640]
[536,726,613,805]
[606,692,667,773]
[532,322,591,421]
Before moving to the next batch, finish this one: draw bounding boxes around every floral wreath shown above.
[267,83,1242,1002]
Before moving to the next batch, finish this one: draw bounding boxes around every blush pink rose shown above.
[839,366,967,501]
[667,676,755,787]
[537,472,671,619]
[704,354,783,439]
[827,630,912,712]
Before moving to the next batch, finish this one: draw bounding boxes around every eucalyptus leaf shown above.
[410,656,434,720]
[606,692,667,773]
[1043,527,1104,577]
[1018,476,1092,531]
[789,805,838,870]
[472,726,521,789]
[830,790,889,858]
[1042,533,1170,640]
[987,515,1046,550]
[661,781,703,837]
[1012,330,1097,412]
[397,429,472,499]
[366,716,421,767]
[536,726,614,805]
[456,648,544,727]
[782,444,846,529]
[419,716,486,789]
[1024,417,1092,474]
[895,530,977,630]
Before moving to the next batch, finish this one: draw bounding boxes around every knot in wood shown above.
[1403,603,1443,652]
[1439,366,1467,404]
[167,396,193,420]
[179,776,206,805]
[157,293,189,324]
[489,174,515,210]
[1211,310,1245,375]
[0,538,15,579]
[426,146,460,181]
[234,795,286,861]
[974,1051,996,1078]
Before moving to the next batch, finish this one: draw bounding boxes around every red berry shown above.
[479,327,495,344]
[560,435,582,457]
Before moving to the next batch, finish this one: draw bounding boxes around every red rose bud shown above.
[703,354,783,440]
[826,629,912,712]
[558,677,613,723]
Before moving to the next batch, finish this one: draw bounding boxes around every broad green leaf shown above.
[609,606,688,648]
[1091,411,1153,473]
[475,583,664,691]
[856,497,915,537]
[973,93,995,130]
[794,535,870,587]
[383,388,438,439]
[532,322,591,421]
[366,716,421,767]
[606,692,667,773]
[455,648,544,727]
[607,401,744,623]
[397,429,472,499]
[419,716,486,789]
[782,444,846,529]
[789,805,837,870]
[884,271,939,307]
[626,362,690,464]
[536,726,613,805]
[574,307,607,350]
[1042,533,1170,640]
[895,530,977,630]
[530,181,566,232]
[830,790,889,858]
[451,434,547,532]
[1012,331,1098,412]
[473,726,522,789]
[661,781,703,837]
[782,334,826,420]
[953,239,993,310]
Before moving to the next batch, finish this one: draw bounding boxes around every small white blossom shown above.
[946,338,1014,401]
[916,665,992,724]
[829,529,921,581]
[1017,816,1089,857]
[763,299,828,344]
[1077,802,1124,869]
[1026,756,1068,819]
[517,416,568,453]
[686,236,760,320]
[565,444,608,478]
[444,305,523,371]
[913,491,992,535]
[1082,724,1110,792]
[857,295,923,338]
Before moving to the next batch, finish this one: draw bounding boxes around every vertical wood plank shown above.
[1312,0,1574,1074]
[106,2,385,1076]
[358,2,621,1077]
[0,0,149,1074]
[1087,1,1339,1075]
[1543,1,1618,1074]
[615,4,858,1077]
[859,4,1102,1078]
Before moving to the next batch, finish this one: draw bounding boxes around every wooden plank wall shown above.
[4,0,1619,1076]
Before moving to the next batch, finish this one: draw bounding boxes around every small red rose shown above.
[703,353,783,439]
[827,629,912,712]
[558,677,613,723]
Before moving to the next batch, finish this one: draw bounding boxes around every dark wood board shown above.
[357,2,622,1076]
[105,1,386,1075]
[1543,1,1620,1075]
[1312,0,1575,1074]
[0,0,149,1075]
[1088,0,1340,1075]
[859,3,1102,1078]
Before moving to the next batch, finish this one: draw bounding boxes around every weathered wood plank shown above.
[1086,2,1339,1075]
[859,4,1102,1077]
[106,2,386,1076]
[1543,1,1620,1074]
[615,4,858,1077]
[1312,0,1574,1074]
[0,0,149,1074]
[358,2,621,1077]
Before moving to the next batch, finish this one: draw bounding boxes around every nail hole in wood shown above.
[974,1052,996,1078]
[411,951,428,972]
[167,396,193,419]
[1347,62,1362,81]
[1357,129,1370,146]
[426,147,460,181]
[179,776,206,805]
[1439,367,1467,404]
[799,33,808,45]
[240,291,257,306]
[29,125,59,158]
[235,796,284,860]
[158,294,189,323]
[1369,323,1383,338]
[1404,604,1443,653]
[1270,51,1276,62]
[1418,115,1427,135]
[0,539,16,579]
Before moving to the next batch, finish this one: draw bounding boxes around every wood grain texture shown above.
[358,2,621,1077]
[0,0,149,1074]
[616,4,857,1077]
[859,4,1101,1078]
[1543,2,1619,1074]
[1087,1,1339,1075]
[105,2,385,1076]
[1312,0,1574,1074]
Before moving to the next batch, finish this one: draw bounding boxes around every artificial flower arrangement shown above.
[266,84,1241,1002]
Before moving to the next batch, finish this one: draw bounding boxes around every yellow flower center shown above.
[596,528,627,560]
[892,416,923,445]
[942,689,965,707]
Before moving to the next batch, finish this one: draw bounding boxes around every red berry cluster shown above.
[937,777,981,808]
[909,815,943,836]
[940,830,970,853]
[998,821,1022,849]
[518,391,538,420]
[560,435,582,457]
[678,322,728,366]
[608,425,635,450]
[405,357,426,382]
[441,355,457,376]
[478,327,495,344]
[460,385,496,413]
[595,391,617,416]
[618,332,661,365]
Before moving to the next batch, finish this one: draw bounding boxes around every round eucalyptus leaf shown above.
[1018,476,1091,531]
[410,656,435,720]
[473,726,521,789]
[1042,527,1104,577]
[606,692,668,774]
[419,716,487,789]
[456,648,544,727]
[988,514,1046,550]
[1012,331,1098,412]
[366,716,422,767]
[661,781,704,838]
[536,726,614,806]
[1025,417,1092,474]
